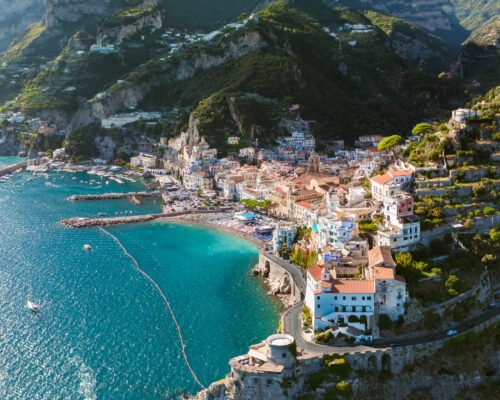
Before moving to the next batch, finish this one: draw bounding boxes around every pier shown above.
[67,191,161,201]
[61,209,230,228]
[0,161,27,177]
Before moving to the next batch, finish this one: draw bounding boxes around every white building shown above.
[377,193,420,252]
[305,246,407,333]
[317,215,359,249]
[272,224,297,253]
[370,168,414,203]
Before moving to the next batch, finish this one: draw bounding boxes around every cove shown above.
[0,169,279,399]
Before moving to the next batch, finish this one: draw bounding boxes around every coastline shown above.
[161,213,292,309]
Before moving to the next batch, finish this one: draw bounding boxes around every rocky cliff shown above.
[0,0,45,51]
[329,0,468,48]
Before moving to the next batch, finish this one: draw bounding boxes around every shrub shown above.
[445,274,466,297]
[314,329,333,344]
[483,206,495,216]
[302,306,312,328]
[335,381,352,393]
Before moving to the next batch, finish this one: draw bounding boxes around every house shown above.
[305,264,375,332]
[370,168,414,203]
[273,224,297,253]
[305,246,407,333]
[227,136,240,145]
[377,194,420,252]
[367,246,407,320]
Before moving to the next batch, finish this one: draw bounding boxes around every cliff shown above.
[0,0,45,51]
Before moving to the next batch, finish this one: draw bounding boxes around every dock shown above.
[67,191,161,201]
[61,209,230,228]
[0,161,27,177]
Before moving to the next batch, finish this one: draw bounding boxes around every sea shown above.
[0,157,279,399]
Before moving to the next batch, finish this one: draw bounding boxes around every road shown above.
[263,252,307,293]
[283,300,500,355]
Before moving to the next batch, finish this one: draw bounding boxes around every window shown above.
[282,353,287,358]
[317,296,320,300]
[367,296,371,300]
[267,379,272,385]
[343,296,346,300]
[362,296,365,300]
[352,296,356,301]
[334,306,339,312]
[334,296,338,300]
[317,305,320,308]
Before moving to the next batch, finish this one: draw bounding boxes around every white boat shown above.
[26,300,40,312]
[83,244,92,251]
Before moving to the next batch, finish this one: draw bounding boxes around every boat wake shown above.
[97,227,205,390]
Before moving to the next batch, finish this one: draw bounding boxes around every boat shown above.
[255,225,275,234]
[97,212,107,218]
[83,244,92,251]
[26,300,40,312]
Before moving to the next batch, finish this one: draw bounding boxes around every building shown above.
[227,136,240,145]
[367,246,407,320]
[305,246,407,333]
[130,153,158,168]
[370,168,414,203]
[272,224,297,253]
[377,193,420,252]
[305,264,375,332]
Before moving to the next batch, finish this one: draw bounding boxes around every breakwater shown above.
[67,191,161,201]
[0,160,27,177]
[61,210,230,228]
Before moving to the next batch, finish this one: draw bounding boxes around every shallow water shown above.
[0,167,279,399]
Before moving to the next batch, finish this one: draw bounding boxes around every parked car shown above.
[446,329,458,336]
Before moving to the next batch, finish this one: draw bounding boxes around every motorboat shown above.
[83,244,92,251]
[26,300,40,312]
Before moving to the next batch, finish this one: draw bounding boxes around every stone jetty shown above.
[67,191,161,201]
[0,161,27,177]
[61,209,230,228]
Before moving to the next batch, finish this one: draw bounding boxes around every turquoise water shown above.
[0,156,24,166]
[0,167,279,399]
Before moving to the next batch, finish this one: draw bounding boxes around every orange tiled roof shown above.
[307,265,323,281]
[368,246,396,268]
[332,280,375,294]
[374,267,395,280]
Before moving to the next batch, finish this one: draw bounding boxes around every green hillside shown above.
[451,0,500,31]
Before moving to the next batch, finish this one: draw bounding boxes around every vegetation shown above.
[302,306,312,329]
[291,246,318,269]
[377,135,403,152]
[450,0,500,30]
[412,122,433,136]
[239,198,271,210]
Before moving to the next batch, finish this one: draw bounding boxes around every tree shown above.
[377,135,404,152]
[378,314,392,330]
[412,123,433,136]
[445,274,465,296]
[490,228,500,244]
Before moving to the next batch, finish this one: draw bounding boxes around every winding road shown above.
[267,252,500,354]
[283,300,500,355]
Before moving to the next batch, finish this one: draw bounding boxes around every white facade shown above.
[272,224,297,253]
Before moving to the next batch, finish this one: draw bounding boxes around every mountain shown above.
[55,0,465,151]
[0,0,45,52]
[0,0,497,156]
[450,0,500,31]
[325,0,469,49]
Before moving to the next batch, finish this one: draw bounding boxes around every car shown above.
[487,302,497,309]
[446,329,458,336]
